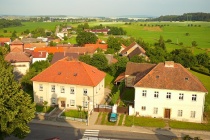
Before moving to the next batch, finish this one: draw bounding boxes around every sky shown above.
[0,0,210,17]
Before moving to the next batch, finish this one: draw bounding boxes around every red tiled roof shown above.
[24,43,46,49]
[121,44,127,49]
[31,59,106,86]
[10,39,23,45]
[65,46,97,54]
[5,52,31,62]
[32,51,47,58]
[125,62,156,76]
[114,72,125,83]
[120,42,136,54]
[0,38,10,42]
[84,44,108,51]
[11,47,22,52]
[134,62,208,92]
[34,47,64,54]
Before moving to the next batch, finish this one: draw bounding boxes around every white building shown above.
[133,61,208,123]
[31,58,106,110]
[32,51,48,63]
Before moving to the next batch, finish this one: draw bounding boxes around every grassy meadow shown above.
[0,21,210,55]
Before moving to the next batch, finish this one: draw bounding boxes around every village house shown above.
[0,37,11,46]
[5,47,31,75]
[5,39,31,76]
[31,58,106,110]
[51,52,79,64]
[32,51,48,63]
[120,42,148,60]
[128,61,207,123]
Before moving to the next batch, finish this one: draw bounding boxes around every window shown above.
[60,86,65,93]
[40,96,43,103]
[141,106,146,111]
[154,91,159,98]
[83,89,87,96]
[192,94,197,101]
[190,111,196,118]
[52,98,56,104]
[70,100,75,106]
[142,90,147,97]
[51,85,55,92]
[39,84,43,91]
[178,110,183,117]
[179,93,184,100]
[166,92,171,99]
[153,108,158,114]
[83,101,88,108]
[70,87,74,94]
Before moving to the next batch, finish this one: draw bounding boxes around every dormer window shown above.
[185,77,189,81]
[156,75,159,79]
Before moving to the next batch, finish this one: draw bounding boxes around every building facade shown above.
[32,59,106,110]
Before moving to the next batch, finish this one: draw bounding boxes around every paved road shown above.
[5,123,177,140]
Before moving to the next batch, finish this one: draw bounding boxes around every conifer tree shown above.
[0,56,35,139]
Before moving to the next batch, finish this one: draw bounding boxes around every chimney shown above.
[165,61,174,67]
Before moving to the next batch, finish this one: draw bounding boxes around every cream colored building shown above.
[133,61,208,123]
[32,59,106,110]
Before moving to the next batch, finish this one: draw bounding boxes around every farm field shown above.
[0,21,210,55]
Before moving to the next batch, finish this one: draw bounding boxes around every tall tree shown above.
[107,36,121,53]
[196,53,209,66]
[76,32,98,46]
[170,48,197,68]
[90,53,108,71]
[0,56,35,139]
[79,54,92,65]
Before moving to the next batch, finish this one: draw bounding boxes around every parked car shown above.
[45,137,60,140]
[109,112,118,122]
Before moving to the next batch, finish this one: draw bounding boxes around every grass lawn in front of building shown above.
[36,105,54,113]
[62,109,87,119]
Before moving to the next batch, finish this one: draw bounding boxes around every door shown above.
[61,101,65,107]
[164,109,171,119]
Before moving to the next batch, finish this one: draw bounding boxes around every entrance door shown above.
[164,109,171,119]
[61,101,65,107]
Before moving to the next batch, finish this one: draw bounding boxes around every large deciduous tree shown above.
[0,56,35,139]
[107,36,121,53]
[76,32,98,46]
[91,53,108,71]
[169,48,197,68]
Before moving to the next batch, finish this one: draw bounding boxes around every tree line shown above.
[149,12,210,22]
[0,19,22,29]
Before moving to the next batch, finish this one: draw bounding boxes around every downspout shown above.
[93,86,94,110]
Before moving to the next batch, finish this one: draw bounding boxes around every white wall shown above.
[12,62,30,75]
[32,58,47,63]
[134,87,206,123]
[33,78,105,109]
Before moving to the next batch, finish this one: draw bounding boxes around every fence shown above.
[94,104,128,114]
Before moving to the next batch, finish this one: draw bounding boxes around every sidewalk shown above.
[31,112,210,140]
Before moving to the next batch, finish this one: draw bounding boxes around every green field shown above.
[1,21,210,55]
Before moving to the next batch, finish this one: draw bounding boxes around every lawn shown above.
[124,115,165,128]
[169,120,210,131]
[62,109,87,119]
[36,105,54,113]
[1,21,210,55]
[100,112,117,126]
[105,73,114,89]
[118,114,124,126]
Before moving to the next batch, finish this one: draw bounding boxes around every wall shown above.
[12,62,30,75]
[134,87,206,123]
[33,78,105,110]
